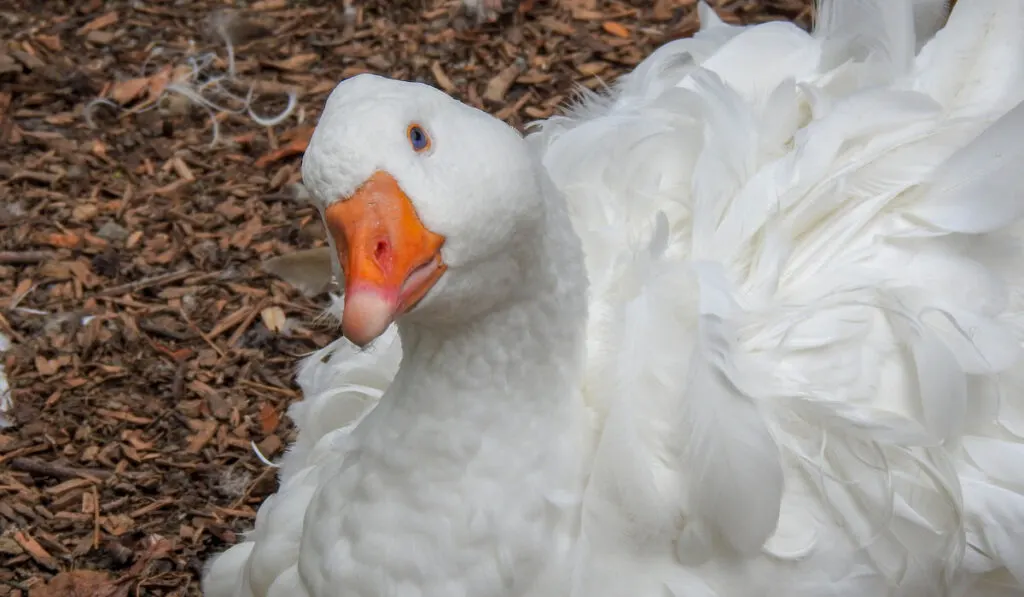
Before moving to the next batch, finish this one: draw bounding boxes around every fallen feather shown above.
[250,440,280,468]
[85,22,298,147]
[0,331,12,429]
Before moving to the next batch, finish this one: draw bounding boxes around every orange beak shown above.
[323,171,447,347]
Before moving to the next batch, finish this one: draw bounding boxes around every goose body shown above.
[204,1,1024,596]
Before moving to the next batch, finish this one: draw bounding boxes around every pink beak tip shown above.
[341,286,397,347]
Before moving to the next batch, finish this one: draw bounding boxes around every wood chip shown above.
[186,420,218,453]
[13,531,57,570]
[251,0,288,9]
[264,53,319,72]
[27,570,122,597]
[484,62,524,103]
[77,12,119,34]
[431,61,455,93]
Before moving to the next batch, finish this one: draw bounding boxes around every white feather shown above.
[961,478,1024,585]
[677,263,783,557]
[909,100,1024,234]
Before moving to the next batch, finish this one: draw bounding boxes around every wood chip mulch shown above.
[0,1,813,595]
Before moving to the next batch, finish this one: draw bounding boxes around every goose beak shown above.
[323,171,447,347]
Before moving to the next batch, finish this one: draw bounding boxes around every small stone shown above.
[95,220,129,242]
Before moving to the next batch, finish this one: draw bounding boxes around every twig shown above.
[254,126,314,168]
[94,270,219,299]
[95,270,196,297]
[92,485,101,549]
[139,320,194,341]
[179,308,227,358]
[0,251,54,264]
[238,378,299,398]
[9,457,113,480]
[208,301,258,339]
[227,298,268,347]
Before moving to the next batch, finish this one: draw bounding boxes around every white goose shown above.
[204,1,1024,596]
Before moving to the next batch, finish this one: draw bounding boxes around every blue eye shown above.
[407,124,431,152]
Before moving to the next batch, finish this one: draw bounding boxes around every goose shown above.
[203,1,1024,596]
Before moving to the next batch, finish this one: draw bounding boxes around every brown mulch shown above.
[0,1,813,595]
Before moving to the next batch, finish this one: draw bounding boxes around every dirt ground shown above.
[0,1,812,595]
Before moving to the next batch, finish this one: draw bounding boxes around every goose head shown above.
[301,74,548,347]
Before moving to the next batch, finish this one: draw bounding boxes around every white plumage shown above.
[204,1,1024,596]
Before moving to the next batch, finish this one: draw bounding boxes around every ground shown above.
[0,1,812,595]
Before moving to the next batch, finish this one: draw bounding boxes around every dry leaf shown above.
[260,305,287,334]
[602,21,631,38]
[262,247,335,296]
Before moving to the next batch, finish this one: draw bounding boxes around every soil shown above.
[0,1,813,595]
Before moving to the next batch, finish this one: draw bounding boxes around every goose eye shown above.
[407,124,431,152]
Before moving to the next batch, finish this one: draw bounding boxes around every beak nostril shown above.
[323,171,446,345]
[374,239,391,268]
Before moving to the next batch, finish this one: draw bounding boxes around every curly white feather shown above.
[205,1,1024,596]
